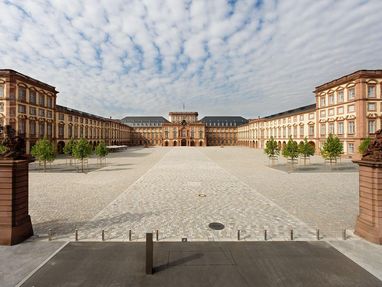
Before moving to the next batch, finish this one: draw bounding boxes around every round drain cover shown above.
[208,222,225,230]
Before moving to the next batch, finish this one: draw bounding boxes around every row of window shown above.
[18,105,53,118]
[319,121,356,136]
[17,87,54,108]
[319,87,356,107]
[319,104,355,118]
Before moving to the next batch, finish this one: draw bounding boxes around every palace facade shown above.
[1,69,381,156]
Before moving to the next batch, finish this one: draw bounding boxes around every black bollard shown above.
[316,229,320,240]
[146,233,153,275]
[102,230,105,241]
[237,230,241,241]
[290,229,294,241]
[75,229,78,241]
[129,230,132,241]
[264,229,267,241]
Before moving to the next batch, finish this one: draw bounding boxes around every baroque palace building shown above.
[1,69,381,155]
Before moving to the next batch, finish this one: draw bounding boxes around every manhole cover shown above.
[198,193,207,197]
[208,222,225,230]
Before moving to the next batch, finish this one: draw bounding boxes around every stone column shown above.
[0,160,33,245]
[353,159,382,244]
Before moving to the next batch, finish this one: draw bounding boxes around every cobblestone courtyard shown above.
[29,147,358,241]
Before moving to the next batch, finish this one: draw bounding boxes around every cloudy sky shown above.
[0,0,381,119]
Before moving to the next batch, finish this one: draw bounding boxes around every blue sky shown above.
[0,0,382,119]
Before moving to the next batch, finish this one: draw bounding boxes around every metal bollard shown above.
[75,229,78,241]
[343,229,346,240]
[102,230,105,241]
[264,229,267,241]
[290,229,294,241]
[146,233,153,275]
[156,230,159,241]
[316,229,320,240]
[48,229,52,241]
[237,230,241,241]
[129,230,132,241]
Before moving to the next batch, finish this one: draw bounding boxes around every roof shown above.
[0,69,57,93]
[314,70,382,93]
[200,116,248,127]
[264,104,316,120]
[121,116,169,127]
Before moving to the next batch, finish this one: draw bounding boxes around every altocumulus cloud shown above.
[0,0,382,118]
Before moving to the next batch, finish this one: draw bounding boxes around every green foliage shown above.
[72,138,92,172]
[298,137,315,164]
[264,136,279,158]
[0,144,8,154]
[282,136,299,161]
[63,138,76,156]
[358,137,371,154]
[95,141,108,158]
[321,134,343,163]
[31,139,55,172]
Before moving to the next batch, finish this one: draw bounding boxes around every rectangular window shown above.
[368,102,376,111]
[320,110,326,118]
[368,120,376,134]
[300,115,304,121]
[39,109,45,117]
[29,121,36,135]
[69,115,73,121]
[348,143,354,154]
[0,84,4,98]
[18,119,26,135]
[59,113,64,120]
[0,103,4,113]
[293,116,297,122]
[348,121,355,134]
[283,127,286,137]
[337,122,344,135]
[29,90,36,104]
[18,87,26,102]
[39,122,45,137]
[348,87,355,100]
[328,109,334,116]
[29,107,36,115]
[337,107,344,114]
[309,125,314,137]
[320,97,326,107]
[300,125,304,137]
[328,123,334,134]
[59,125,64,138]
[47,111,53,119]
[309,113,314,120]
[39,94,45,106]
[68,125,73,138]
[47,97,53,108]
[293,126,297,137]
[368,85,376,98]
[18,105,26,114]
[320,124,326,136]
[328,94,335,105]
[337,90,344,103]
[47,123,52,137]
[348,105,355,113]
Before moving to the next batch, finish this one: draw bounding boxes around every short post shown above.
[343,229,346,240]
[102,230,105,241]
[290,229,294,241]
[75,229,78,241]
[129,230,132,241]
[237,230,240,241]
[48,229,52,241]
[264,229,267,241]
[316,229,320,240]
[156,230,159,241]
[146,233,153,275]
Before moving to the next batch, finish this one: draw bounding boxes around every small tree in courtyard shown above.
[95,141,108,165]
[63,138,76,165]
[282,136,299,163]
[0,144,8,154]
[72,138,92,172]
[31,139,55,172]
[358,137,371,155]
[264,136,279,160]
[321,134,343,165]
[298,137,315,165]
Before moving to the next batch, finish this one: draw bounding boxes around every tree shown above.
[298,137,315,165]
[95,141,108,165]
[0,144,8,154]
[63,138,76,165]
[264,136,279,159]
[321,134,343,164]
[358,137,371,155]
[31,139,55,172]
[282,136,299,162]
[72,138,92,172]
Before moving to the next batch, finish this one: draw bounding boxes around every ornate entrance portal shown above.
[181,139,187,146]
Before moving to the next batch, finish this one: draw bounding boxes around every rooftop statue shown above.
[0,125,27,160]
[362,129,382,161]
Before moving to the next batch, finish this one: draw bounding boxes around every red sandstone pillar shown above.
[353,160,382,244]
[0,160,33,245]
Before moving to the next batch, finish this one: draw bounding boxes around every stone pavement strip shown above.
[75,147,315,241]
